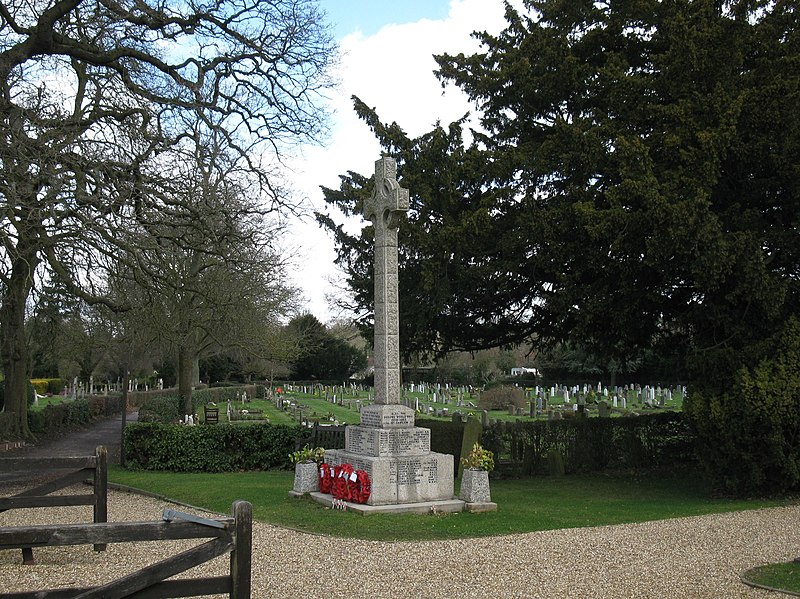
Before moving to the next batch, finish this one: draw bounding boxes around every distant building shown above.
[511,367,539,377]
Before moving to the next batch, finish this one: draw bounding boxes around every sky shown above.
[285,0,510,323]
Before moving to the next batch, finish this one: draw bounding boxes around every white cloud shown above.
[287,0,508,323]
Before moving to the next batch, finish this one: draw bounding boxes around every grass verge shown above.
[108,466,788,542]
[742,562,800,595]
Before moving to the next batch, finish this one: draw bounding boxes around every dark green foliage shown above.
[0,381,37,411]
[287,314,367,380]
[481,412,695,476]
[138,396,183,424]
[319,0,798,495]
[319,2,800,365]
[123,422,303,471]
[0,412,13,440]
[687,318,800,495]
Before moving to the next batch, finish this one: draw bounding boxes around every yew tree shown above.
[320,0,799,492]
[322,0,798,382]
[0,0,336,437]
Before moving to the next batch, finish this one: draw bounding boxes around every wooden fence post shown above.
[93,446,108,552]
[230,500,252,599]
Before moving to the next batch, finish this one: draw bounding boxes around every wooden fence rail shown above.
[0,500,252,599]
[0,445,108,563]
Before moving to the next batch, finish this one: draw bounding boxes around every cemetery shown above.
[1,0,798,594]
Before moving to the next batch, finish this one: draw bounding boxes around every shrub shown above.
[0,381,37,410]
[478,386,526,411]
[29,378,62,396]
[123,422,303,471]
[481,411,695,476]
[0,412,13,440]
[30,379,49,396]
[461,442,495,471]
[290,444,325,465]
[138,396,182,423]
[687,317,800,496]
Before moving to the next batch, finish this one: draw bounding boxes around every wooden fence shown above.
[0,445,108,564]
[0,500,252,599]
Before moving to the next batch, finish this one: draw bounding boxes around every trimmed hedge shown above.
[123,422,303,472]
[138,396,183,423]
[480,411,696,476]
[27,396,124,437]
[30,378,63,396]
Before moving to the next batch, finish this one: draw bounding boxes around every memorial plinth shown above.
[325,405,455,506]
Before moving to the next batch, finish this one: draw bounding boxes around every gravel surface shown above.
[1,486,797,598]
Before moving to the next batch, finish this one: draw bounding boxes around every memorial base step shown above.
[310,492,465,515]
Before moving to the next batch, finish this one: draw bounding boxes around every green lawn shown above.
[29,395,71,411]
[108,466,786,542]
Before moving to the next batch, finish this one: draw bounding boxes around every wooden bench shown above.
[295,423,347,450]
[204,405,219,424]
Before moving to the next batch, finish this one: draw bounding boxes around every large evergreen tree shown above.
[322,0,797,380]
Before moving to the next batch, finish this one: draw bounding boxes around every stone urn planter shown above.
[458,442,497,512]
[459,468,491,503]
[288,445,325,498]
[292,461,319,494]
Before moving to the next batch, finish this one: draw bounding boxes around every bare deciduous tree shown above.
[0,0,337,437]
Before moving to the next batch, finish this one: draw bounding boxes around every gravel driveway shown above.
[1,487,797,598]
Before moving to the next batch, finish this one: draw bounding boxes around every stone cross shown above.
[363,157,409,405]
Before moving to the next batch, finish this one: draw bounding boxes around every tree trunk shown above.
[178,346,195,416]
[192,357,200,387]
[120,370,129,467]
[0,246,39,440]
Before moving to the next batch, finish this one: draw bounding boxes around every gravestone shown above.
[323,157,456,509]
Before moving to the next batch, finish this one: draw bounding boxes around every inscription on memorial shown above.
[388,458,439,487]
[360,407,414,428]
[423,462,438,484]
[397,460,421,486]
[347,428,374,455]
[386,429,428,454]
[360,410,381,428]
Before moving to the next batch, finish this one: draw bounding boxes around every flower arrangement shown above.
[290,444,325,465]
[460,442,495,472]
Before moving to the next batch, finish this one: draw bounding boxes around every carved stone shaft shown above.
[363,157,409,405]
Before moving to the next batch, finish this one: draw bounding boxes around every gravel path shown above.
[0,486,797,598]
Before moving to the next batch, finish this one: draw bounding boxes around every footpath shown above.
[0,411,138,486]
